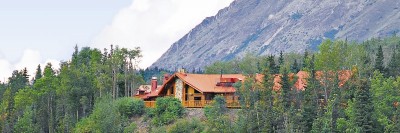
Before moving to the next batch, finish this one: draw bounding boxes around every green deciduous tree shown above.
[14,106,38,133]
[204,95,233,133]
[74,95,128,133]
[151,97,184,126]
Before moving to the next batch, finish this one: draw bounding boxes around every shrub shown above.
[167,118,205,133]
[74,95,127,133]
[152,97,184,126]
[124,122,137,133]
[151,126,167,133]
[116,97,145,117]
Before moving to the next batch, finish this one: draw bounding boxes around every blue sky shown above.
[0,0,233,82]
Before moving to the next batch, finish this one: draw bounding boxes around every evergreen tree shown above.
[374,45,385,74]
[354,79,374,133]
[281,68,291,111]
[267,55,278,74]
[387,44,400,77]
[301,73,318,132]
[302,50,309,70]
[34,64,42,83]
[22,67,29,82]
[278,51,284,72]
[291,59,300,73]
[260,68,275,132]
[386,107,400,132]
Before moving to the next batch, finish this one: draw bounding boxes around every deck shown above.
[144,100,240,108]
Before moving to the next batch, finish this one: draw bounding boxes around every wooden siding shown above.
[144,100,240,108]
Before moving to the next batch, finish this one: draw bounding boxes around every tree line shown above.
[201,36,400,132]
[0,35,400,132]
[0,45,144,132]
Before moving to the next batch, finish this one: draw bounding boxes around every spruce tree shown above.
[354,79,374,133]
[22,68,29,82]
[387,43,400,77]
[374,45,385,74]
[278,51,284,72]
[291,59,300,73]
[302,50,309,70]
[34,64,42,83]
[267,55,278,74]
[260,68,275,132]
[281,68,291,111]
[387,49,397,77]
[301,73,318,132]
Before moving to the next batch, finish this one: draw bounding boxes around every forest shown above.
[1,36,400,133]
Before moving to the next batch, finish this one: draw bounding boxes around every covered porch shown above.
[144,99,240,108]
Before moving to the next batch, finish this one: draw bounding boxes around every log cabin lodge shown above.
[135,69,352,108]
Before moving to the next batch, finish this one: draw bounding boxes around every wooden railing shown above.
[144,101,156,108]
[144,100,240,108]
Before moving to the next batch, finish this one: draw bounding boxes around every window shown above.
[194,97,201,100]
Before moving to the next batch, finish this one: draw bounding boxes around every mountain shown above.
[151,0,400,70]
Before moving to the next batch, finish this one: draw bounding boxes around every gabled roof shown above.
[174,73,245,93]
[136,73,247,100]
[135,85,161,99]
[136,70,352,100]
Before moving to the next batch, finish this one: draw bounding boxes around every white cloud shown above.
[14,49,41,77]
[0,49,60,83]
[0,59,12,82]
[91,0,233,68]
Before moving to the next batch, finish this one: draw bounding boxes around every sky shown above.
[0,0,233,82]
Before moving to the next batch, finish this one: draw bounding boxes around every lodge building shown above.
[135,70,246,108]
[135,69,352,108]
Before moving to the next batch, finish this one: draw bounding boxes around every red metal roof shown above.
[135,70,352,100]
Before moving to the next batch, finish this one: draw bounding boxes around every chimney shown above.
[151,77,157,92]
[178,68,185,73]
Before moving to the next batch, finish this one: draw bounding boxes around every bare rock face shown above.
[151,0,400,70]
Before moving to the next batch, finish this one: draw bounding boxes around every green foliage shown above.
[301,75,318,132]
[3,35,400,132]
[151,126,167,133]
[278,51,284,72]
[281,68,291,111]
[33,64,42,83]
[204,95,227,118]
[290,59,300,73]
[167,118,205,133]
[354,79,375,132]
[205,54,260,74]
[14,106,38,133]
[124,122,137,133]
[387,43,400,77]
[204,96,233,133]
[267,55,279,74]
[205,61,237,74]
[152,97,184,126]
[74,95,128,133]
[374,45,385,74]
[116,97,145,117]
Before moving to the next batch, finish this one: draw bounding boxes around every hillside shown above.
[151,0,400,70]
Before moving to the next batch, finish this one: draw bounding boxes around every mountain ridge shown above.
[151,0,400,70]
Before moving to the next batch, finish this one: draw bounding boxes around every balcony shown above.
[144,100,240,108]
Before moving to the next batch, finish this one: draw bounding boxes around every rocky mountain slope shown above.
[151,0,400,70]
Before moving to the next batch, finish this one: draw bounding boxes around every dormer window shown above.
[216,78,239,87]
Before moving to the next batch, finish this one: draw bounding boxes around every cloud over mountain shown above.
[92,0,233,68]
